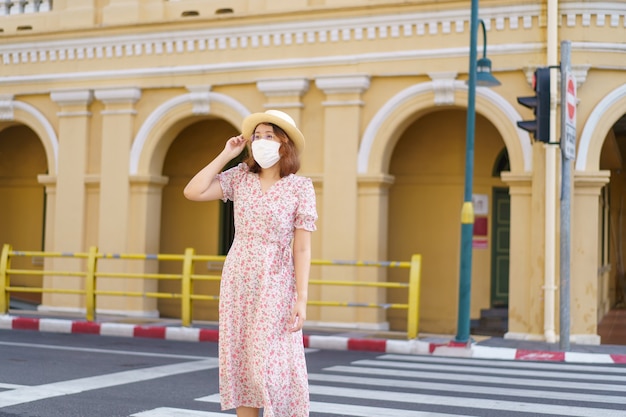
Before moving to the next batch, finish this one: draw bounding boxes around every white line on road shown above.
[353,359,626,382]
[0,359,219,408]
[308,372,626,405]
[0,340,208,360]
[308,384,626,417]
[379,354,626,374]
[326,365,626,393]
[131,407,233,416]
[196,393,474,417]
[0,383,28,389]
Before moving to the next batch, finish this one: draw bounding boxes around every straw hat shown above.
[241,110,305,155]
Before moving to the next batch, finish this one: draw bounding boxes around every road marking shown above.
[353,358,626,382]
[308,372,626,405]
[0,383,28,389]
[196,393,473,417]
[308,385,626,417]
[326,365,626,393]
[310,401,474,417]
[0,359,218,408]
[131,408,232,416]
[380,353,626,373]
[196,394,221,403]
[0,340,208,360]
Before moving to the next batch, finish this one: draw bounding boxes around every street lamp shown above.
[475,20,501,87]
[456,2,500,344]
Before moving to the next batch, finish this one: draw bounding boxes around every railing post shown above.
[85,246,99,322]
[406,254,422,339]
[0,244,12,314]
[181,247,195,327]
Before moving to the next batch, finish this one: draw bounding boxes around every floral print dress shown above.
[217,163,317,417]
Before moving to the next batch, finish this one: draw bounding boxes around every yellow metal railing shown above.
[0,243,422,338]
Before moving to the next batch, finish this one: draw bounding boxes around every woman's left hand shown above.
[289,299,307,332]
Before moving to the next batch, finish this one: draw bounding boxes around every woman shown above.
[184,110,317,417]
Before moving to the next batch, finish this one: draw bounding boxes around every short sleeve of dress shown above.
[294,177,318,232]
[216,163,247,202]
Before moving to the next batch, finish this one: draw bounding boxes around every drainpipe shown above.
[544,0,559,343]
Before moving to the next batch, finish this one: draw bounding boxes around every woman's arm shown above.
[290,228,312,332]
[183,134,247,201]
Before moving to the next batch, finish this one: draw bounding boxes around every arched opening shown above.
[601,116,626,301]
[386,108,506,334]
[0,124,48,307]
[596,114,626,345]
[158,118,239,321]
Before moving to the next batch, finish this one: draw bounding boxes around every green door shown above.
[491,187,510,307]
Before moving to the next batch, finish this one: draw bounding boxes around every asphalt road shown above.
[2,329,626,417]
[0,330,379,417]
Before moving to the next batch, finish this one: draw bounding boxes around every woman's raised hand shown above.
[223,134,247,159]
[183,134,248,201]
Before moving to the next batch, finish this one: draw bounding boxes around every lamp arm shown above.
[479,19,487,59]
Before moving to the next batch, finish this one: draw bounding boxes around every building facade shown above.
[1,0,625,343]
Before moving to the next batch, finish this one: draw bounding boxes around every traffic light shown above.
[517,67,551,142]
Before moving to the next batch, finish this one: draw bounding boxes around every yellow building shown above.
[1,0,624,344]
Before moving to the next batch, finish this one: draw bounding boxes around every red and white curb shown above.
[2,315,625,364]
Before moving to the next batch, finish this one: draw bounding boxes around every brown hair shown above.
[245,123,301,176]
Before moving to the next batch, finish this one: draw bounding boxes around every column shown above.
[126,174,169,317]
[41,89,93,313]
[94,87,150,315]
[256,78,325,319]
[315,74,370,327]
[256,77,309,167]
[357,174,394,329]
[500,172,534,339]
[571,171,610,344]
[95,87,140,251]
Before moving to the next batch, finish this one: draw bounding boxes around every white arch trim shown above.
[12,100,59,175]
[476,84,533,172]
[357,81,533,174]
[129,92,250,175]
[576,83,626,171]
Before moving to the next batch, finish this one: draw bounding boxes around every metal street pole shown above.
[455,0,479,344]
[559,41,574,351]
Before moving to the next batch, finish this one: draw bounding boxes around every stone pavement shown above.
[2,310,626,364]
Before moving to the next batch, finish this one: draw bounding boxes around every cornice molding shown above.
[50,89,94,106]
[94,87,141,104]
[257,78,310,97]
[1,3,624,68]
[0,4,623,89]
[315,74,370,95]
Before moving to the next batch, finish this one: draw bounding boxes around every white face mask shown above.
[251,139,281,169]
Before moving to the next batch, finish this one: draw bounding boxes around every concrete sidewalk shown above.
[2,312,626,364]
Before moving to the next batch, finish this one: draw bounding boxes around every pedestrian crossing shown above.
[131,353,626,417]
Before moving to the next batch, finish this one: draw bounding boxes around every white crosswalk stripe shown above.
[131,408,230,416]
[133,354,626,416]
[195,393,472,416]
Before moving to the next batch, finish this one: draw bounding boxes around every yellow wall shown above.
[0,1,624,342]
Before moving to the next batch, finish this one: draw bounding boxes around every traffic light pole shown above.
[516,44,574,350]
